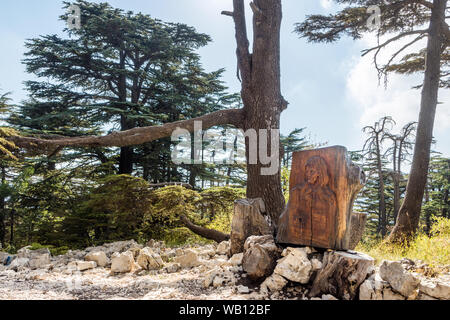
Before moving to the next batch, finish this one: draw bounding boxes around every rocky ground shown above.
[0,238,449,301]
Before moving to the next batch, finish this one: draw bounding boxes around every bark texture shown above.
[230,198,272,255]
[309,251,374,300]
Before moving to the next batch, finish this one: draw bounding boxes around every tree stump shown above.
[230,199,272,255]
[348,212,368,250]
[310,251,374,300]
[277,146,366,250]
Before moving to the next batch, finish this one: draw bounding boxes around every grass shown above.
[356,217,450,268]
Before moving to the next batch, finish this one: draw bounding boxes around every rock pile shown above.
[0,238,448,300]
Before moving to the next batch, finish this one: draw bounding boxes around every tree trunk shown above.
[230,198,271,255]
[0,165,6,248]
[375,139,387,237]
[389,0,446,242]
[310,251,374,300]
[10,209,15,246]
[118,49,134,175]
[227,0,287,228]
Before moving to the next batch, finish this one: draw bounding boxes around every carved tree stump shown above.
[348,212,368,250]
[230,199,272,255]
[310,251,374,300]
[277,146,366,250]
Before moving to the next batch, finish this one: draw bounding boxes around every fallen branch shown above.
[180,215,230,243]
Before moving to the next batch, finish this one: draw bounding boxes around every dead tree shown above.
[362,117,395,237]
[385,122,416,224]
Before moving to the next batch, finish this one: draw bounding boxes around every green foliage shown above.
[69,175,152,245]
[28,243,69,256]
[143,186,245,244]
[295,0,448,87]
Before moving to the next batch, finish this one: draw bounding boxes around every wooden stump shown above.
[230,199,272,255]
[309,251,374,300]
[277,146,366,250]
[348,212,368,250]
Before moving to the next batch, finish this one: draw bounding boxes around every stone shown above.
[199,249,216,260]
[213,276,225,288]
[103,240,140,257]
[160,250,176,262]
[383,288,406,300]
[229,253,243,266]
[419,278,450,300]
[29,253,51,270]
[322,294,338,300]
[85,251,109,268]
[230,198,271,255]
[242,235,280,280]
[164,263,181,274]
[379,260,420,297]
[311,258,323,271]
[216,241,230,256]
[274,247,312,284]
[260,274,288,293]
[8,258,29,270]
[111,251,135,273]
[237,286,250,294]
[70,261,97,272]
[136,247,164,270]
[204,267,221,288]
[417,292,438,300]
[174,249,201,268]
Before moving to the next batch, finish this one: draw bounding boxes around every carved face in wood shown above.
[305,156,329,187]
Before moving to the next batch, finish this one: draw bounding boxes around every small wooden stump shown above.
[230,199,272,255]
[348,212,368,250]
[309,251,375,300]
[277,146,366,250]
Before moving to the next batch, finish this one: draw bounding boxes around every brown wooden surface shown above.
[276,146,365,250]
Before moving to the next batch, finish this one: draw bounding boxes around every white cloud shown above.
[320,0,333,10]
[345,34,450,155]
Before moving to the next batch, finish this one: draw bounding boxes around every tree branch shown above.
[180,214,230,243]
[224,0,252,85]
[9,108,244,150]
[362,29,429,57]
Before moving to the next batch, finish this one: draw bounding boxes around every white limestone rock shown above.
[111,251,135,273]
[136,247,164,270]
[85,251,109,268]
[379,260,420,297]
[274,247,312,284]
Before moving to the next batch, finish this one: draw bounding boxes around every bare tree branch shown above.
[223,0,252,85]
[9,108,244,150]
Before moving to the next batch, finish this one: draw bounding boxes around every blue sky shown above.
[0,0,448,159]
